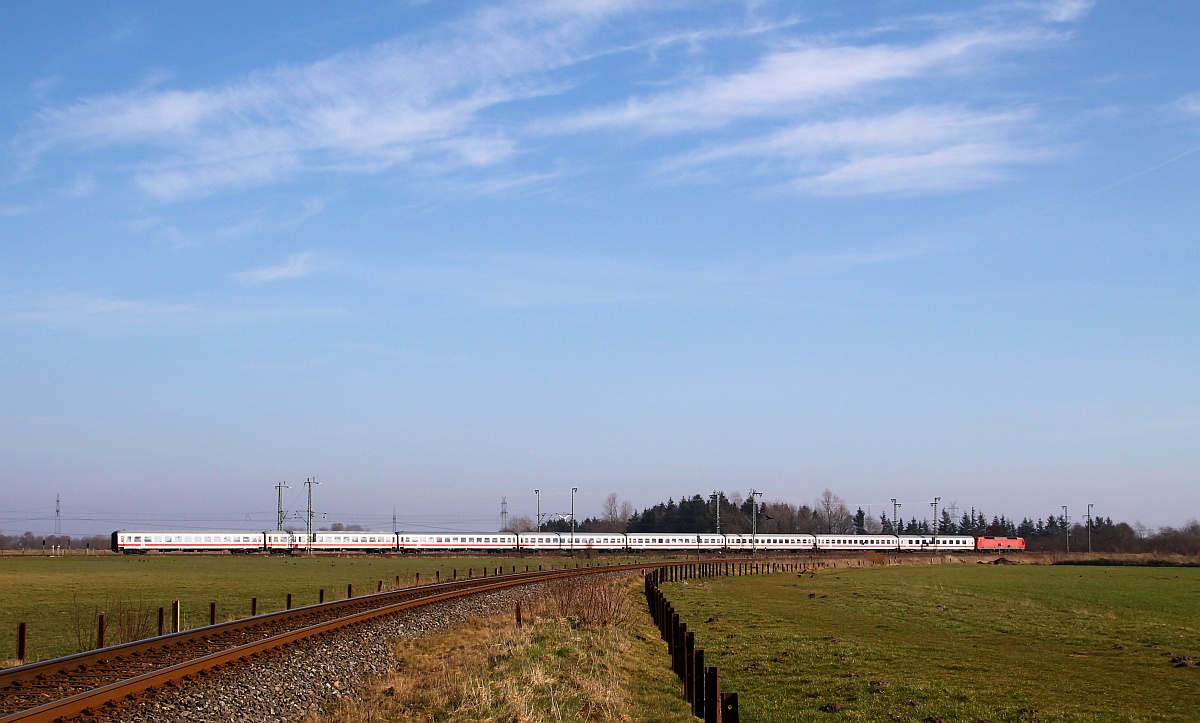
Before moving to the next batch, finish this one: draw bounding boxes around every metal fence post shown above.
[684,631,696,707]
[704,667,719,723]
[721,692,740,723]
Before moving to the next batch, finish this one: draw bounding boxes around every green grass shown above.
[663,564,1200,722]
[0,553,641,663]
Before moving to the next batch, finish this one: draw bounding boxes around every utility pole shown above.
[534,489,542,532]
[750,489,763,551]
[1062,505,1069,554]
[1087,503,1093,554]
[711,491,722,534]
[931,497,940,542]
[500,496,509,531]
[392,505,397,534]
[891,498,899,534]
[54,494,61,536]
[305,477,320,555]
[276,482,290,531]
[570,487,578,555]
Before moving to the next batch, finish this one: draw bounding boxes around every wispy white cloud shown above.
[1040,0,1095,23]
[19,1,1083,200]
[540,7,1077,195]
[552,30,1043,134]
[664,107,1050,195]
[1176,92,1200,116]
[1,293,195,324]
[235,252,323,284]
[25,1,640,200]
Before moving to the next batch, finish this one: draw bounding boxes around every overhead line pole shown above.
[1087,503,1093,554]
[570,487,578,556]
[305,477,320,556]
[1063,505,1069,554]
[276,482,290,531]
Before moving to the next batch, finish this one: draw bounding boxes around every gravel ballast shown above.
[89,580,564,723]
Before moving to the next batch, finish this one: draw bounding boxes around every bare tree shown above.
[503,515,536,532]
[816,489,854,534]
[603,493,620,523]
[597,492,630,532]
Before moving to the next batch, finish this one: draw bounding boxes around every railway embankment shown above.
[83,582,554,723]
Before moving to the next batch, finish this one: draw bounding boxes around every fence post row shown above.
[644,562,743,722]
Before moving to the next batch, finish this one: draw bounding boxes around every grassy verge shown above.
[0,555,649,663]
[309,575,697,723]
[663,564,1200,722]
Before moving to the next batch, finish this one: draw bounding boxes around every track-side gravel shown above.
[84,581,558,723]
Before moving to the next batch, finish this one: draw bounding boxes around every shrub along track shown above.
[0,562,668,723]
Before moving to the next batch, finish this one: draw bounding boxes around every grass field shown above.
[0,553,641,663]
[662,563,1200,722]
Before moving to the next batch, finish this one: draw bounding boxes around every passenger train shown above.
[111,530,1024,554]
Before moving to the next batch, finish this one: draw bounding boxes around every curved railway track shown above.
[0,561,667,723]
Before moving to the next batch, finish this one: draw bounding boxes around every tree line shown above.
[0,532,111,551]
[507,488,1200,556]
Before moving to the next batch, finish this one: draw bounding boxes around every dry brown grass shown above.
[309,575,695,723]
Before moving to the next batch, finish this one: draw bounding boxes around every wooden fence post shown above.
[17,622,26,662]
[96,612,106,649]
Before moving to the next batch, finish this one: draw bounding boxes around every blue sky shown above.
[1,0,1197,535]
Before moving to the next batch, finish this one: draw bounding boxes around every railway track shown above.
[0,562,662,723]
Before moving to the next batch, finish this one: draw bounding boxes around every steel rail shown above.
[0,564,579,692]
[0,562,667,723]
